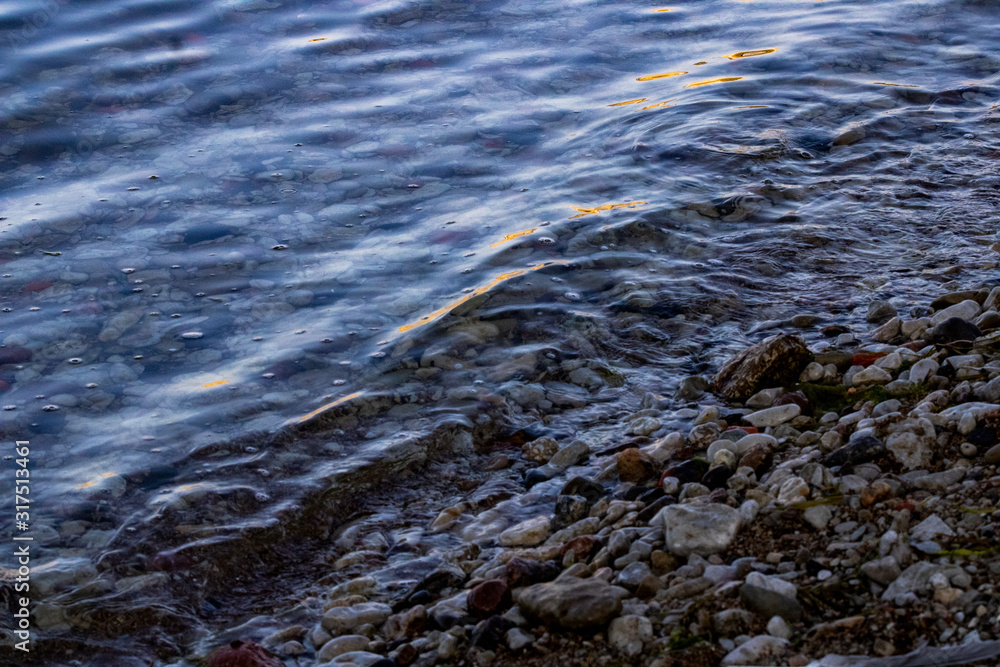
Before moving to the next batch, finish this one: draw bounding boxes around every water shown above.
[1,0,999,659]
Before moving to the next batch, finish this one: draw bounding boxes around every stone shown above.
[608,615,653,657]
[560,535,601,563]
[928,317,982,345]
[617,448,660,483]
[661,503,742,557]
[867,300,897,323]
[504,558,560,589]
[909,358,939,384]
[553,495,590,528]
[548,441,590,469]
[886,420,936,470]
[325,651,385,666]
[776,477,810,505]
[871,317,901,342]
[931,300,980,326]
[740,572,802,622]
[207,641,283,667]
[382,605,426,641]
[720,635,790,667]
[910,514,955,542]
[498,517,550,547]
[317,636,371,663]
[881,561,942,602]
[747,387,784,409]
[803,505,833,531]
[744,404,801,428]
[506,628,535,651]
[711,334,813,401]
[849,366,892,386]
[822,435,884,468]
[688,422,722,448]
[513,577,626,630]
[560,477,605,503]
[985,444,1000,466]
[468,580,511,619]
[676,375,709,400]
[615,561,654,591]
[912,469,965,492]
[322,602,392,635]
[861,556,901,586]
[734,433,778,454]
[767,616,793,640]
[522,437,559,463]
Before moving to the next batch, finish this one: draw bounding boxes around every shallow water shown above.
[1,0,999,658]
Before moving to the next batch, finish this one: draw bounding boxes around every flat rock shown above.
[881,561,942,602]
[720,635,790,667]
[740,572,802,622]
[661,503,741,557]
[498,517,550,547]
[322,602,392,635]
[513,577,626,630]
[910,514,955,542]
[861,556,901,587]
[711,334,813,401]
[744,404,801,428]
[931,300,980,326]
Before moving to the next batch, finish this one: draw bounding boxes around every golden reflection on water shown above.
[641,99,675,110]
[731,105,770,109]
[308,38,327,42]
[871,81,918,87]
[651,7,675,11]
[398,261,570,333]
[295,391,364,424]
[76,472,118,490]
[684,76,744,88]
[488,227,538,247]
[723,48,778,60]
[608,98,648,107]
[568,201,646,219]
[202,380,230,388]
[637,71,687,82]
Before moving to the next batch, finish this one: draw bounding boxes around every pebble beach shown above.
[174,283,1000,667]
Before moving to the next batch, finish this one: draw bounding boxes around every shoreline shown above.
[192,282,1000,667]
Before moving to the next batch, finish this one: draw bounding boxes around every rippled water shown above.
[2,0,999,658]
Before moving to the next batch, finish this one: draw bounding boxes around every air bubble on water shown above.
[245,446,258,453]
[180,331,203,339]
[262,373,275,379]
[68,358,82,364]
[255,492,270,502]
[333,379,346,386]
[538,237,556,245]
[256,468,270,477]
[564,291,582,301]
[42,405,59,411]
[3,406,15,411]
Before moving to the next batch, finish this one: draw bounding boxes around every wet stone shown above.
[616,447,660,483]
[711,334,813,401]
[661,503,742,557]
[468,580,511,619]
[513,577,626,630]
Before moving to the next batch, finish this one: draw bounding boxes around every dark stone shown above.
[560,476,605,503]
[468,579,511,619]
[928,317,982,346]
[0,346,32,365]
[553,494,589,529]
[638,487,666,505]
[775,390,810,415]
[504,557,559,589]
[822,435,885,468]
[663,458,709,485]
[620,485,647,501]
[740,585,803,623]
[814,351,854,370]
[702,465,733,490]
[414,565,465,596]
[524,468,551,490]
[207,640,282,667]
[711,333,813,401]
[470,615,513,650]
[820,325,850,337]
[978,312,1000,332]
[370,660,396,667]
[867,300,897,323]
[637,495,674,524]
[394,644,417,666]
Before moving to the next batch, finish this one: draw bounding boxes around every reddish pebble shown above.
[467,579,510,619]
[559,535,600,562]
[0,346,32,365]
[851,352,887,367]
[207,641,282,667]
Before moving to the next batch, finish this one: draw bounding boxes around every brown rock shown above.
[617,448,660,483]
[739,443,774,475]
[207,641,283,667]
[559,535,600,562]
[468,580,511,619]
[394,643,418,666]
[383,604,427,641]
[860,480,894,507]
[711,334,812,401]
[504,557,559,589]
